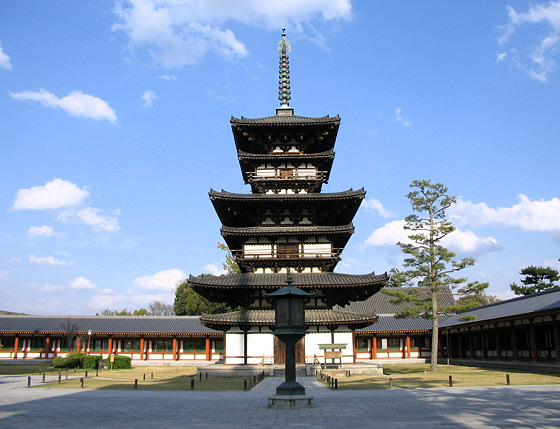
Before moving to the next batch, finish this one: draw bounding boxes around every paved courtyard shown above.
[1,374,560,428]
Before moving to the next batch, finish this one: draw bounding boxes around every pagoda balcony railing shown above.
[232,248,343,260]
[246,170,329,182]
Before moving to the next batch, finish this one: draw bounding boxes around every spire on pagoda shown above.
[277,27,293,115]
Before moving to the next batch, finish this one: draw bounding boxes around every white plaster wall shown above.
[225,333,245,364]
[247,333,274,358]
[304,332,332,357]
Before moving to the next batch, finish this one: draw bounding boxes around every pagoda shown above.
[189,28,387,365]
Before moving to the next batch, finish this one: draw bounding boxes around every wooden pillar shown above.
[13,336,19,359]
[481,330,488,360]
[511,324,518,361]
[172,337,178,361]
[139,337,145,361]
[371,336,377,359]
[468,329,474,359]
[530,321,538,362]
[352,332,357,364]
[108,337,113,356]
[406,335,411,359]
[45,337,50,359]
[223,334,227,365]
[76,337,81,353]
[206,337,211,361]
[457,332,463,358]
[447,332,453,359]
[494,325,501,360]
[553,319,560,363]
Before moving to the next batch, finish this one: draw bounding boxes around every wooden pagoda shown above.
[190,29,387,364]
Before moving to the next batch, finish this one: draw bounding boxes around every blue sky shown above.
[1,1,559,315]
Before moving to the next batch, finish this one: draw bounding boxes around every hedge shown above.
[111,355,132,369]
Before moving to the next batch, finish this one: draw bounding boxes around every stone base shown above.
[267,394,314,409]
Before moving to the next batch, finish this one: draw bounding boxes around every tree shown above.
[148,300,174,316]
[385,180,475,371]
[447,281,499,313]
[61,318,82,352]
[174,278,236,315]
[217,241,241,274]
[509,266,559,295]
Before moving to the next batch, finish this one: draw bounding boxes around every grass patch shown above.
[322,364,560,390]
[0,362,57,375]
[32,366,262,391]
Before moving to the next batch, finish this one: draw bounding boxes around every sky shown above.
[1,1,560,315]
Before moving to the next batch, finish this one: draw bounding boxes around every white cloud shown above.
[204,263,227,276]
[69,277,97,290]
[0,41,12,70]
[449,194,560,233]
[142,89,158,107]
[362,198,395,218]
[57,207,120,232]
[496,52,507,62]
[12,179,89,210]
[8,257,22,263]
[499,1,560,82]
[133,268,186,291]
[87,292,125,310]
[112,0,352,68]
[28,225,54,237]
[28,255,74,267]
[40,284,64,292]
[9,89,117,123]
[364,220,501,257]
[395,107,411,127]
[158,74,177,81]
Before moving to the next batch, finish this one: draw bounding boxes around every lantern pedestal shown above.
[275,334,305,395]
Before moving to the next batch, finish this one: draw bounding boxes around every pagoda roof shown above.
[209,188,365,228]
[221,224,354,236]
[189,272,386,289]
[209,188,364,202]
[200,308,376,331]
[231,114,340,126]
[190,272,387,308]
[237,149,335,160]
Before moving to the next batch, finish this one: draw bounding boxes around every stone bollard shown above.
[335,379,338,389]
[134,379,138,389]
[389,378,393,389]
[80,378,84,388]
[42,374,46,383]
[199,372,202,381]
[506,374,510,385]
[191,379,194,390]
[449,375,453,387]
[244,379,248,391]
[143,373,146,381]
[58,374,61,384]
[28,376,31,387]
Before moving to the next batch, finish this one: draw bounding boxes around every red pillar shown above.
[372,336,377,359]
[206,337,211,361]
[406,335,411,359]
[172,337,178,361]
[13,336,19,359]
[108,337,113,356]
[45,337,50,359]
[139,337,145,361]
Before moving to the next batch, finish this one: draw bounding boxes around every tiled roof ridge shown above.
[459,286,560,314]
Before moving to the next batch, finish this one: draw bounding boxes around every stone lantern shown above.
[264,274,315,396]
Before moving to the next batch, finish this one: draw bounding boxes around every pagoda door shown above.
[274,336,305,364]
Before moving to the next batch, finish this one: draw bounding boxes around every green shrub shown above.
[65,352,86,368]
[82,355,102,369]
[52,356,66,368]
[111,355,131,369]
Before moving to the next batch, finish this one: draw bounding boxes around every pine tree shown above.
[386,180,475,371]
